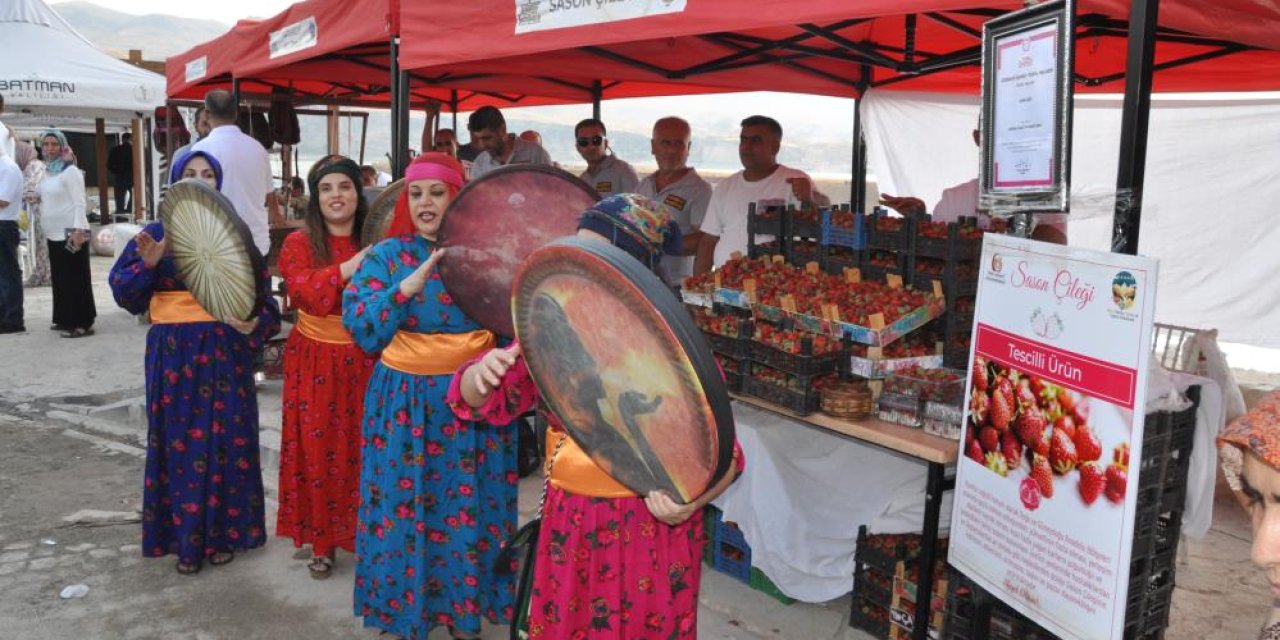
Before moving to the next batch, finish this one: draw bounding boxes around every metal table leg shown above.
[913,462,948,640]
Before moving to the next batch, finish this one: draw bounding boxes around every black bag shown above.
[237,107,273,151]
[516,413,543,478]
[153,106,190,154]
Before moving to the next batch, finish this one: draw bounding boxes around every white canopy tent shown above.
[0,0,165,129]
[861,89,1280,357]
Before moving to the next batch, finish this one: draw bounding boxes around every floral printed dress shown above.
[276,230,374,557]
[342,234,517,639]
[109,222,280,569]
[447,351,745,640]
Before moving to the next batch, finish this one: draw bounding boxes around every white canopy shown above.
[0,0,165,131]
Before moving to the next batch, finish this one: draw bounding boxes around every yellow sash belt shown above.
[149,291,216,324]
[379,329,496,376]
[548,430,638,499]
[295,311,353,344]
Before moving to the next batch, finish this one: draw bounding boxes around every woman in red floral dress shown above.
[449,194,744,639]
[277,156,375,579]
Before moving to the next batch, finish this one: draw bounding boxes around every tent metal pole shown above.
[1112,0,1159,255]
[395,67,411,177]
[231,78,241,107]
[851,65,871,213]
[451,90,459,131]
[143,117,155,220]
[389,36,403,178]
[94,119,109,223]
[592,80,602,120]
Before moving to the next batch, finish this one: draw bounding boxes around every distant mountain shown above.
[51,1,230,59]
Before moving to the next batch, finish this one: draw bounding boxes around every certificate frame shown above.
[978,0,1074,215]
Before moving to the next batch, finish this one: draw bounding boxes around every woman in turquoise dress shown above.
[342,152,516,639]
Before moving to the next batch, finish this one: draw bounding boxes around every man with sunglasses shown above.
[574,118,639,197]
[468,106,552,179]
[635,116,711,286]
[694,115,829,275]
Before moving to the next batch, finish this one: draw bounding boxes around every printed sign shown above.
[948,235,1158,640]
[185,56,208,83]
[992,22,1057,190]
[270,16,318,59]
[514,0,687,35]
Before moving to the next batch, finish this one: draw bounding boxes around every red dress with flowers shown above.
[277,231,374,556]
[448,352,744,640]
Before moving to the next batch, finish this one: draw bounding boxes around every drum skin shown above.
[513,237,734,504]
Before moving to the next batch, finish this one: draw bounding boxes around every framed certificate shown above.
[978,0,1074,214]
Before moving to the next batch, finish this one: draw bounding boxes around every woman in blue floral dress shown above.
[342,152,517,640]
[109,151,281,574]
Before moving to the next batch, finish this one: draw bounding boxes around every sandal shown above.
[176,560,201,575]
[447,626,481,640]
[308,554,333,580]
[60,327,94,339]
[209,551,234,566]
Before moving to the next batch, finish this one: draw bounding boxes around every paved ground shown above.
[0,254,1275,639]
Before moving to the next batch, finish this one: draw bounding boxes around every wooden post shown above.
[132,118,144,221]
[94,118,108,222]
[327,105,340,155]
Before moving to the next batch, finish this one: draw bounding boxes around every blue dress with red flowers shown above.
[108,222,281,569]
[342,234,517,639]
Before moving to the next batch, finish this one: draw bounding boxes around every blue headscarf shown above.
[169,150,224,190]
[41,129,75,176]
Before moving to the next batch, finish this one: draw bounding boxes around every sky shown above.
[59,0,294,22]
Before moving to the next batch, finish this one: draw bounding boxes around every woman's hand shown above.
[134,232,167,269]
[340,246,372,281]
[645,490,699,526]
[226,317,259,335]
[398,247,446,298]
[460,344,521,408]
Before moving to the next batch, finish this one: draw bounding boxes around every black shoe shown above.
[0,324,27,334]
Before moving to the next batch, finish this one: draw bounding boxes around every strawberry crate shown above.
[864,249,913,284]
[790,208,823,239]
[851,596,893,639]
[749,339,842,377]
[912,263,979,300]
[702,505,722,566]
[743,369,825,416]
[747,201,785,236]
[712,518,751,583]
[915,221,982,261]
[823,247,862,276]
[821,207,866,249]
[868,211,916,252]
[748,240,782,260]
[856,527,951,577]
[884,367,965,405]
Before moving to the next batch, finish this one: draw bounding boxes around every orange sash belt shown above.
[295,311,352,344]
[379,329,496,376]
[548,431,638,499]
[149,291,216,324]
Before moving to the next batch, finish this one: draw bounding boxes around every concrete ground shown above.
[0,254,1275,639]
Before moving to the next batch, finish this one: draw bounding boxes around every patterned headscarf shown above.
[576,193,682,270]
[1219,391,1280,469]
[13,141,36,172]
[385,152,467,239]
[169,150,225,191]
[41,129,76,176]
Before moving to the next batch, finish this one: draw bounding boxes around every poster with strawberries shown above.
[947,235,1158,640]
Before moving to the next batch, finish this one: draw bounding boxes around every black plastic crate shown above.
[743,375,821,416]
[705,332,749,359]
[856,526,950,577]
[915,223,982,261]
[912,268,978,299]
[864,249,913,284]
[722,370,745,394]
[868,213,916,252]
[855,564,895,606]
[747,202,784,236]
[851,596,892,639]
[1131,507,1182,559]
[749,340,842,377]
[791,216,822,239]
[823,250,861,276]
[748,241,782,260]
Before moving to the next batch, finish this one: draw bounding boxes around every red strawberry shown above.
[1057,387,1078,414]
[972,357,990,393]
[1030,453,1054,498]
[1053,414,1077,440]
[1072,401,1091,426]
[984,451,1009,477]
[1113,443,1130,468]
[1074,424,1102,462]
[1015,406,1051,456]
[1019,477,1041,511]
[979,426,1000,453]
[1028,376,1049,398]
[969,390,990,426]
[965,437,985,464]
[1001,430,1023,470]
[989,391,1014,433]
[1015,378,1037,411]
[1049,428,1079,475]
[1078,461,1104,505]
[994,376,1015,407]
[1104,463,1127,503]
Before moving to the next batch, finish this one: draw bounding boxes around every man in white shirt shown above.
[0,94,13,161]
[695,115,829,274]
[0,152,24,333]
[575,118,639,196]
[636,116,711,285]
[467,106,552,179]
[191,89,272,256]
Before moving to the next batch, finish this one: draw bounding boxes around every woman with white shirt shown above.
[38,129,96,338]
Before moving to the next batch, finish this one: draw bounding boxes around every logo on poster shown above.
[985,253,1007,285]
[1111,271,1137,311]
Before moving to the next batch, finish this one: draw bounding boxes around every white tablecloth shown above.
[712,403,953,602]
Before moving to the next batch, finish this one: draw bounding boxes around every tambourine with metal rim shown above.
[160,179,267,323]
[439,164,599,337]
[513,237,734,504]
[361,178,404,246]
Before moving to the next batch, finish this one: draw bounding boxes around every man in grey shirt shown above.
[636,116,711,285]
[575,118,638,196]
[467,106,552,179]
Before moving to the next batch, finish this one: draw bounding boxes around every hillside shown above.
[52,1,229,59]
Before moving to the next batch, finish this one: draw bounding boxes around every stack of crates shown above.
[821,206,865,275]
[945,388,1201,640]
[851,526,950,639]
[911,219,982,369]
[703,506,796,605]
[692,303,752,393]
[743,319,845,417]
[862,209,916,284]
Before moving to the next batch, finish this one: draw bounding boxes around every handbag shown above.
[17,207,29,231]
[496,430,567,640]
